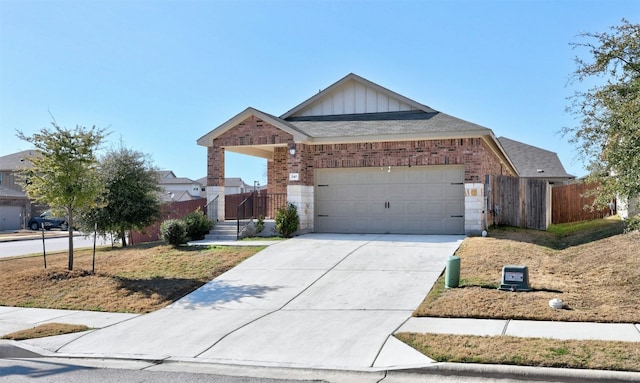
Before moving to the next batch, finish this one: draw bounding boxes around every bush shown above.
[183,208,213,241]
[255,215,265,234]
[160,219,187,246]
[275,202,299,238]
[624,214,640,233]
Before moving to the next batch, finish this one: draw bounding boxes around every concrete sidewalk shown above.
[397,317,640,342]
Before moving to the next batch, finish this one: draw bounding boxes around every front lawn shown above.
[415,218,639,323]
[0,243,262,313]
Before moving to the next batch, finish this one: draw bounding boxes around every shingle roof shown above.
[0,150,37,171]
[286,110,491,138]
[0,185,27,198]
[498,137,574,179]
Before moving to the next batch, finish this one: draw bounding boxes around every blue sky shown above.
[1,0,637,186]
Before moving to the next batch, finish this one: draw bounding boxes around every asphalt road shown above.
[0,234,113,259]
[0,358,313,383]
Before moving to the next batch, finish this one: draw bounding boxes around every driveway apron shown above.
[56,234,463,370]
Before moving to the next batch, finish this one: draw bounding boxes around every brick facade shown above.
[207,115,294,187]
[208,120,513,189]
[285,138,513,187]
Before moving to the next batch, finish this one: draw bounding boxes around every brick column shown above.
[207,145,225,222]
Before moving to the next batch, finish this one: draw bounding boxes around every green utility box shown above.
[498,265,531,292]
[445,256,460,288]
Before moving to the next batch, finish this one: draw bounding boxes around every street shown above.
[0,234,113,259]
[0,358,311,383]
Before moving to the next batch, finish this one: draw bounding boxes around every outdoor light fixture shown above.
[289,144,296,156]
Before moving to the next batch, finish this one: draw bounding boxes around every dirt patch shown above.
[415,220,640,323]
[0,243,261,313]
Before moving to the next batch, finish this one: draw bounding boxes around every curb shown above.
[398,362,640,383]
[0,340,43,358]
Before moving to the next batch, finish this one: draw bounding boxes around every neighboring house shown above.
[198,73,522,235]
[498,137,574,184]
[195,177,261,197]
[0,150,37,230]
[157,171,204,202]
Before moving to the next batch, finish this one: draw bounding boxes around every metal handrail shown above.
[236,194,253,240]
[205,195,219,224]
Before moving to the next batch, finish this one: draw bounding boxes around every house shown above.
[498,137,574,184]
[157,171,204,202]
[0,150,37,230]
[197,73,528,235]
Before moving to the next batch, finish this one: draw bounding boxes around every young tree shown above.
[564,19,640,208]
[80,145,162,247]
[17,123,106,271]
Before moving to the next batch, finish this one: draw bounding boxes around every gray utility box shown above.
[498,265,531,292]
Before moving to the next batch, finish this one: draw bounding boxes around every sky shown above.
[1,0,637,186]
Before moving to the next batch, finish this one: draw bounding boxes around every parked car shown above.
[28,211,70,231]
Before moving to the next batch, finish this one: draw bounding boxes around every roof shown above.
[498,137,574,180]
[197,73,519,175]
[285,110,491,141]
[0,185,27,198]
[158,176,199,185]
[0,150,38,171]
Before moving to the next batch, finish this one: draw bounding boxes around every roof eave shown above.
[197,107,310,147]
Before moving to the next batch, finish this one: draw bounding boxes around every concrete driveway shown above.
[47,234,463,370]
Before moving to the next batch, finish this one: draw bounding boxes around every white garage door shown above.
[315,165,464,234]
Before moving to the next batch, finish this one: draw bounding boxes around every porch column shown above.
[207,145,225,222]
[464,183,484,234]
[287,185,314,233]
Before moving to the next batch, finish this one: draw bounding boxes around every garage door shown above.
[315,165,464,234]
[0,205,23,231]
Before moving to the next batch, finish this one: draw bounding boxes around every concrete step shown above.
[205,221,238,241]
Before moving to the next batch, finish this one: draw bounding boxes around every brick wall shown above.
[207,115,294,187]
[290,138,512,186]
[206,119,513,188]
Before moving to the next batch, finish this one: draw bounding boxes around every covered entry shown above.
[315,165,465,234]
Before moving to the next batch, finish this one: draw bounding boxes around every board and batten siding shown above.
[298,80,418,117]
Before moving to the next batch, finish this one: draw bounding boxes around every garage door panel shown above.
[315,166,465,234]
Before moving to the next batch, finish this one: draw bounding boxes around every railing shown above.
[236,194,253,240]
[205,195,219,223]
[233,192,288,239]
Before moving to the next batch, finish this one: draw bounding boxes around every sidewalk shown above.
[397,317,640,342]
[0,230,79,243]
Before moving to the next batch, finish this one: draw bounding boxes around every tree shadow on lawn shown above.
[114,276,204,303]
[113,276,282,309]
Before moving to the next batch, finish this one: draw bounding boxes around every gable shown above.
[197,107,309,147]
[281,73,435,119]
[498,137,574,179]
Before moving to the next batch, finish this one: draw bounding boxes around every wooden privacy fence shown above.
[130,198,206,244]
[225,192,287,220]
[552,182,614,224]
[488,175,551,230]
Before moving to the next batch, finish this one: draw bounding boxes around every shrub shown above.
[255,215,265,234]
[160,219,187,246]
[275,202,299,238]
[183,208,213,241]
[624,214,640,233]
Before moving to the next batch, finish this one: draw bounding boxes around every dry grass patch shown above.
[397,333,640,372]
[416,219,640,323]
[2,323,89,341]
[0,243,261,313]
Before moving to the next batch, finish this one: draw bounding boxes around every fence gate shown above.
[488,175,550,230]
